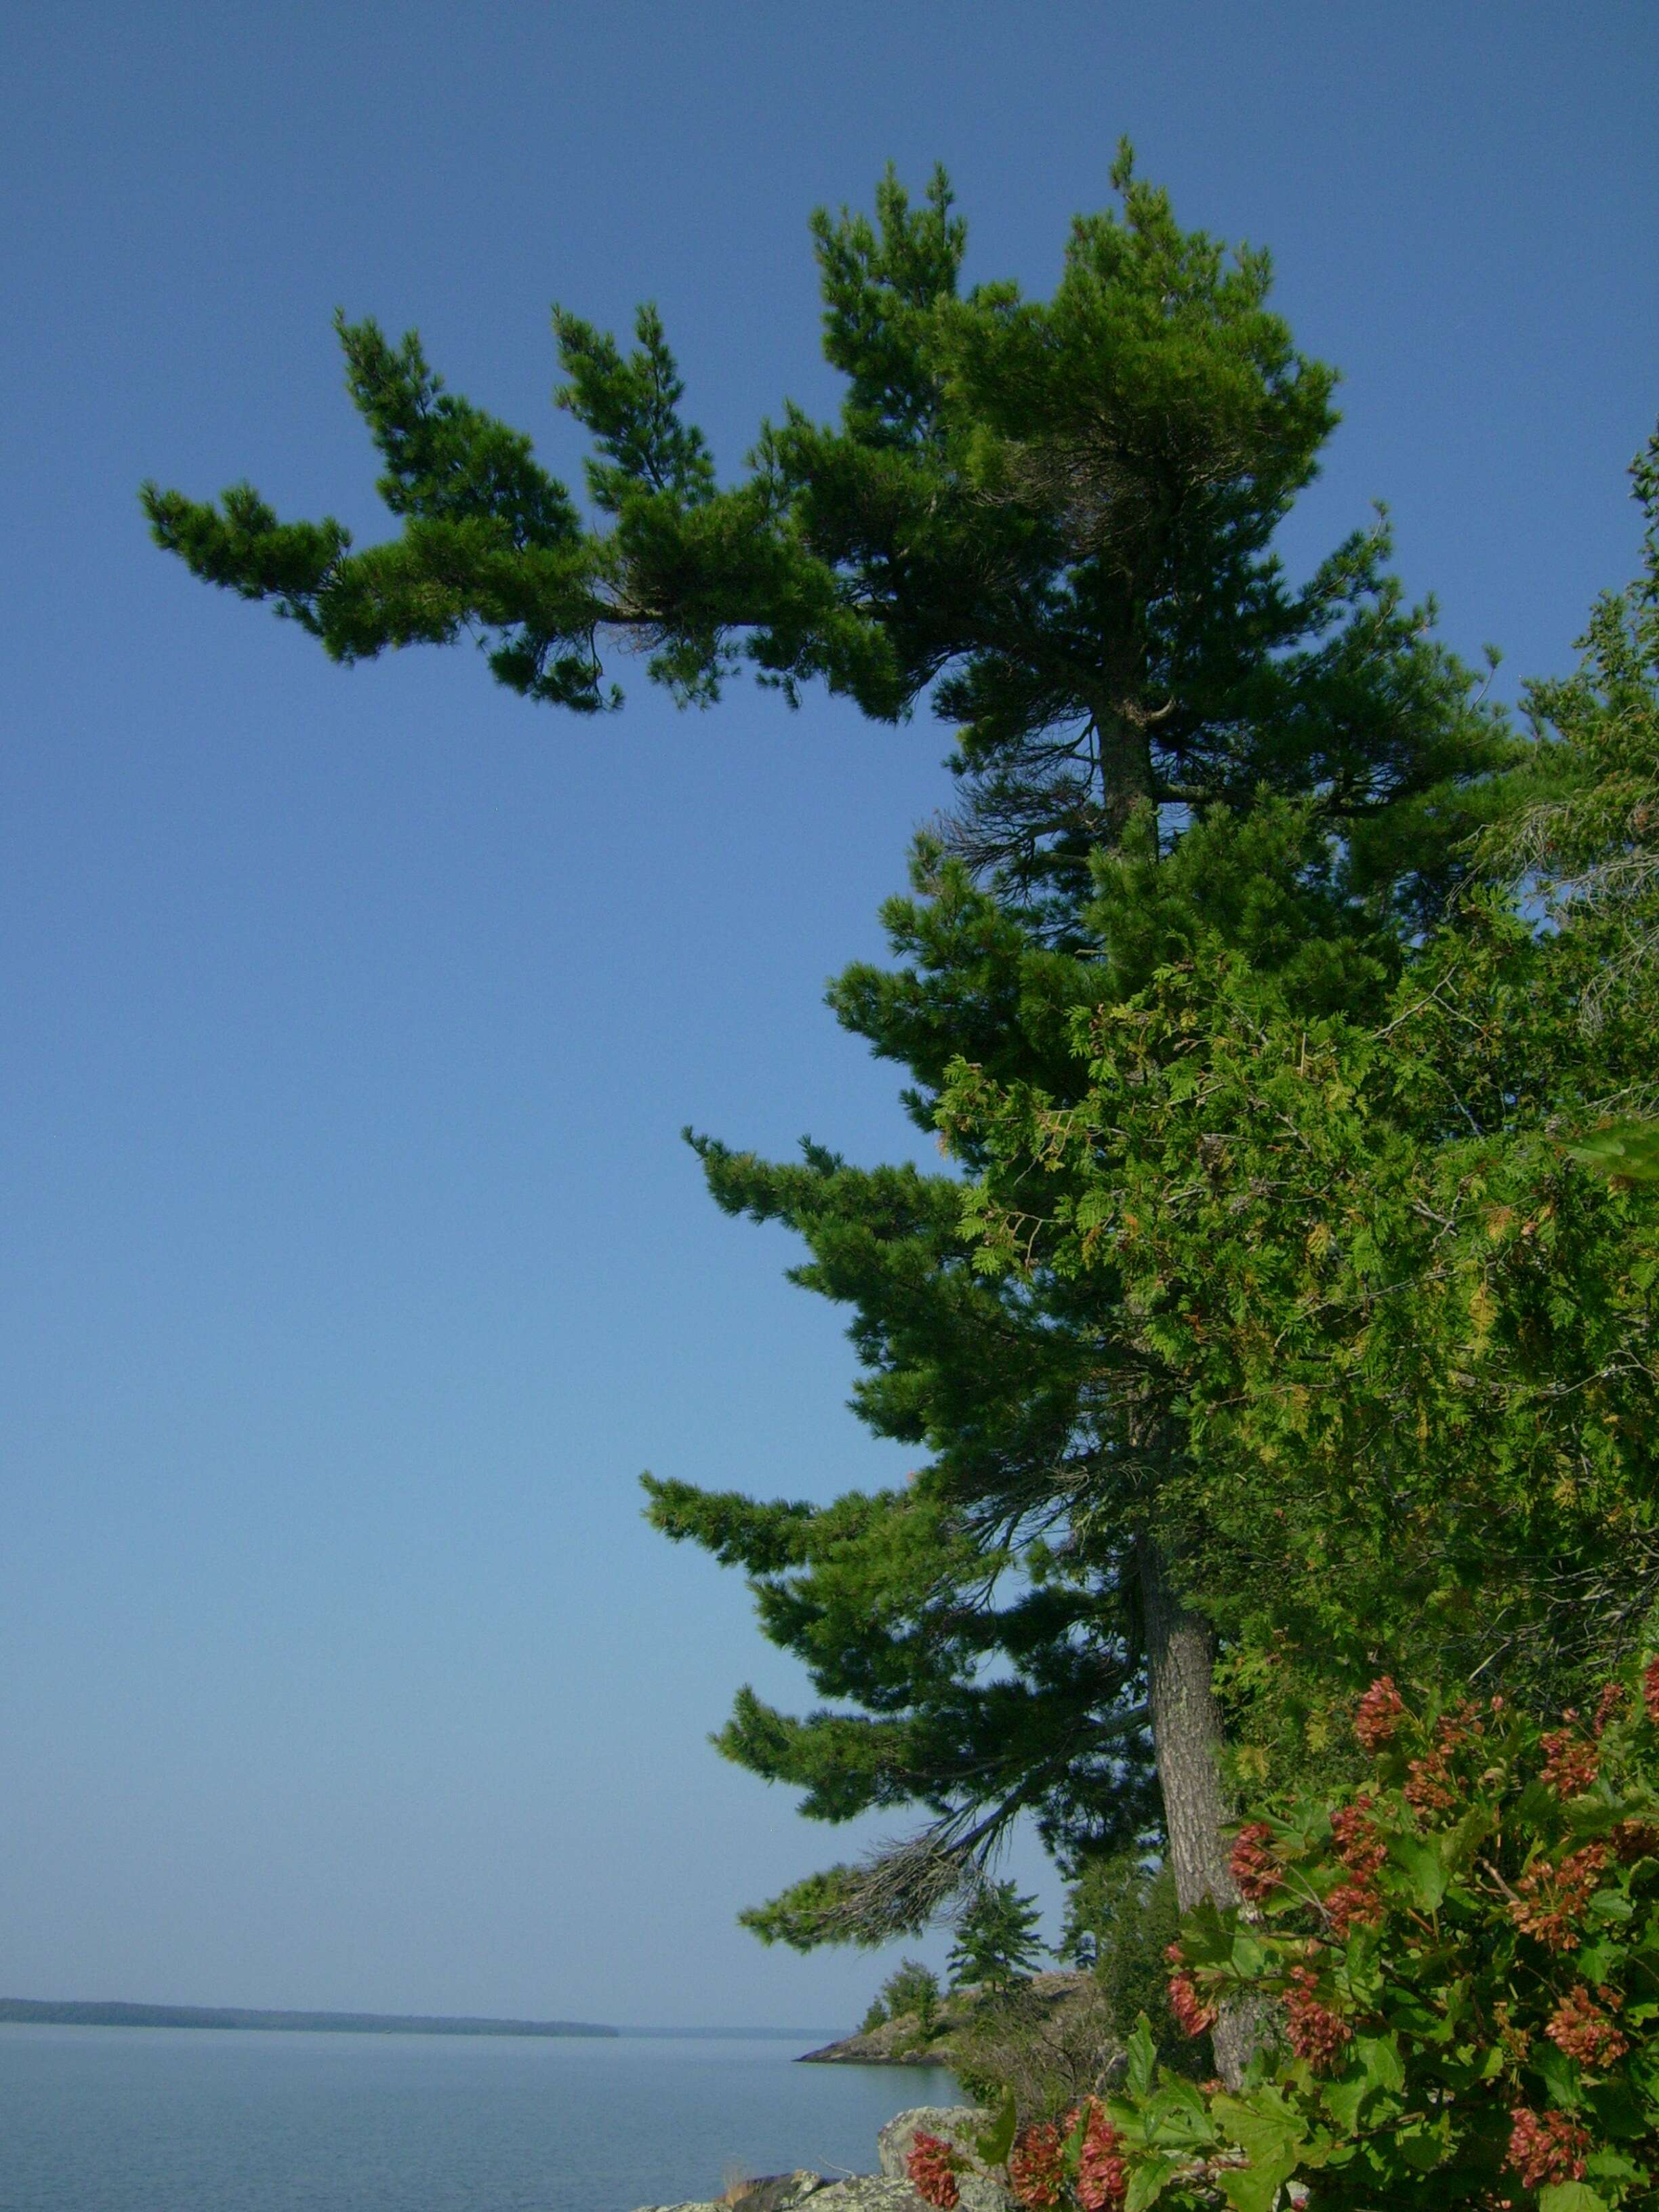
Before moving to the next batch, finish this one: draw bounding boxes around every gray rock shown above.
[727,2175,834,2212]
[876,2108,990,2182]
[808,2182,930,2212]
[875,2106,1015,2212]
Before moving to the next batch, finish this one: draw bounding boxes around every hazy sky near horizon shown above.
[3,1,1656,2028]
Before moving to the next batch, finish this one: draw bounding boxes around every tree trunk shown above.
[1136,1531,1260,2087]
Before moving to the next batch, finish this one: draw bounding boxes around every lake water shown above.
[0,2026,958,2212]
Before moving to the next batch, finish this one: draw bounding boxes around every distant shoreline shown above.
[0,1999,615,2039]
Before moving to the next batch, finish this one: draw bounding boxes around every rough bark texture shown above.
[1136,1531,1261,2087]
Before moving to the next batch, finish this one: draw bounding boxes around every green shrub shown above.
[1006,1668,1659,2209]
[880,1958,942,2035]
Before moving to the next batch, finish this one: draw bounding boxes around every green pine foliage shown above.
[949,1881,1047,1994]
[1063,1854,1192,2064]
[145,159,1529,1951]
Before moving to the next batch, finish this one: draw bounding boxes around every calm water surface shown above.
[0,2026,957,2212]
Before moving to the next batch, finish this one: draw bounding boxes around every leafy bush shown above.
[998,1670,1659,2209]
[880,1957,943,2035]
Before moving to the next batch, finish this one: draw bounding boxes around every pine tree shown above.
[144,157,1515,2080]
[947,1881,1046,1994]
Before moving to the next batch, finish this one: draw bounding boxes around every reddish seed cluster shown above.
[1506,2107,1591,2188]
[1644,1656,1659,1727]
[1433,1700,1483,1753]
[1353,1675,1405,1752]
[1613,1818,1659,1864]
[1167,1969,1218,2038]
[1509,1843,1608,1951]
[1539,1727,1599,1798]
[1324,1795,1389,1934]
[1545,1984,1629,2070]
[1282,1967,1352,2072]
[1229,1821,1283,1904]
[1331,1794,1389,1879]
[1067,2100,1128,2212]
[1007,2124,1065,2210]
[1593,1680,1627,1737]
[1404,1751,1458,1815]
[906,2134,962,2210]
[1324,1881,1386,1938]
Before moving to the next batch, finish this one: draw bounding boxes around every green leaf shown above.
[1139,2083,1216,2150]
[1397,2124,1448,2172]
[1126,2014,1158,2100]
[1387,1835,1448,1910]
[975,2089,1017,2168]
[1353,2034,1405,2093]
[1440,1803,1494,1872]
[1533,2041,1583,2110]
[1124,2156,1179,2212]
[1211,2088,1307,2177]
[1585,2076,1654,2139]
[1218,2155,1296,2212]
[1230,1933,1267,1978]
[1568,1120,1659,1183]
[1538,2184,1610,2212]
[1320,2074,1368,2133]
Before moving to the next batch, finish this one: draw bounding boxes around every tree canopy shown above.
[148,158,1637,2090]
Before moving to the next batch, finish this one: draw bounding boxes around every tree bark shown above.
[1136,1530,1260,2087]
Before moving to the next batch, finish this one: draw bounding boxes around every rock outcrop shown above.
[876,2106,1015,2212]
[634,2106,1007,2212]
[639,2175,927,2212]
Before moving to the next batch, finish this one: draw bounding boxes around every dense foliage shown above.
[152,151,1513,1934]
[949,1881,1048,1994]
[863,1957,943,2035]
[1042,1672,1659,2211]
[1063,1856,1191,2066]
[144,129,1659,2131]
[940,873,1659,1777]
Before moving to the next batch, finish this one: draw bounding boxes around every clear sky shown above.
[2,1,1655,2030]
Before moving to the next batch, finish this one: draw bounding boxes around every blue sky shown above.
[2,1,1655,2028]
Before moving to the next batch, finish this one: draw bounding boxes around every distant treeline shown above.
[0,1998,616,2037]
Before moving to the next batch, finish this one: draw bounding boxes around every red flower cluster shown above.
[1545,1984,1629,2070]
[906,2133,962,2210]
[1539,1726,1599,1798]
[1324,1881,1386,1938]
[1068,2100,1128,2212]
[1283,1967,1351,2072]
[1506,2107,1591,2188]
[1509,1843,1608,1951]
[1323,1793,1389,1933]
[1613,1818,1659,1864]
[1404,1750,1458,1815]
[1433,1699,1484,1753]
[1330,1794,1388,1880]
[1007,2124,1065,2210]
[1593,1680,1627,1737]
[1353,1675,1405,1752]
[1643,1656,1659,1727]
[1167,1967,1218,2037]
[1229,1821,1282,1904]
